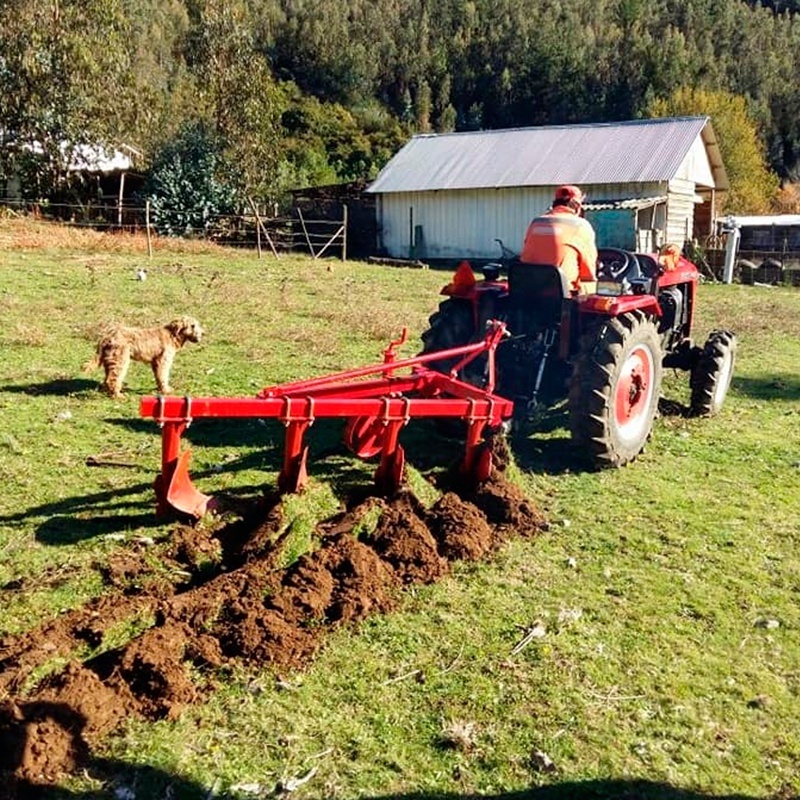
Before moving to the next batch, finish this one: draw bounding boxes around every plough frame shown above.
[140,321,513,518]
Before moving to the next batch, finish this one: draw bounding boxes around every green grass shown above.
[1,224,799,799]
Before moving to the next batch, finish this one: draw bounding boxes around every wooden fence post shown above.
[248,197,280,258]
[342,204,348,261]
[145,200,153,258]
[253,205,262,258]
[298,208,315,257]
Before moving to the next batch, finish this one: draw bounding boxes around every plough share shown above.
[140,321,513,518]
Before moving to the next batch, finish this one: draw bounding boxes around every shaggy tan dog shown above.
[84,315,203,398]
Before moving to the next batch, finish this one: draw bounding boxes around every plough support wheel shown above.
[344,415,387,458]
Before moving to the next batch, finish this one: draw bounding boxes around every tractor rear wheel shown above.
[420,298,484,438]
[690,330,737,416]
[420,298,481,382]
[569,310,663,468]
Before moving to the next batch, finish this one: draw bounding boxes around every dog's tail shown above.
[82,354,100,373]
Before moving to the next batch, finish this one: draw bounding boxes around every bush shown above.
[143,122,239,237]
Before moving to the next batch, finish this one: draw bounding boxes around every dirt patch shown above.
[0,466,545,794]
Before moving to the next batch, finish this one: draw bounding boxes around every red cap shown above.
[554,185,584,206]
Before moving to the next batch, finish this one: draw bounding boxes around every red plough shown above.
[140,321,513,518]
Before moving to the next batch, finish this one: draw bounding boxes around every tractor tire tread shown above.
[569,310,662,468]
[689,329,737,417]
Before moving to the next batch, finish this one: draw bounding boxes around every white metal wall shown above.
[376,187,551,260]
[375,182,672,259]
[666,178,697,246]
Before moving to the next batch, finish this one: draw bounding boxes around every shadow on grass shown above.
[110,414,346,451]
[509,432,579,476]
[11,766,792,800]
[0,481,158,529]
[659,396,691,417]
[504,407,580,476]
[7,395,693,546]
[1,417,366,545]
[372,788,790,800]
[35,512,163,544]
[733,374,800,402]
[114,397,605,487]
[0,378,98,396]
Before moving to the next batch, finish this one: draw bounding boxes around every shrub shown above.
[143,122,238,237]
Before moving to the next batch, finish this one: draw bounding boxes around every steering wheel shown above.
[597,248,633,281]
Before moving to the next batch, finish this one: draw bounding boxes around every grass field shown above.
[0,217,799,799]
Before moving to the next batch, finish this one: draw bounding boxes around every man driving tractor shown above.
[520,184,598,294]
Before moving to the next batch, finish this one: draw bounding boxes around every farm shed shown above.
[718,214,800,285]
[2,142,143,226]
[366,116,728,262]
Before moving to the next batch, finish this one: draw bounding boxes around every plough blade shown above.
[278,444,310,494]
[472,445,494,483]
[374,442,405,496]
[159,449,215,518]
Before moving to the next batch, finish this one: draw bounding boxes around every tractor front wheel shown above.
[569,310,663,468]
[690,330,737,416]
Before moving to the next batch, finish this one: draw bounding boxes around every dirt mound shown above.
[0,468,544,793]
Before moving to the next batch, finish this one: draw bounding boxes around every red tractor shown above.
[421,243,737,468]
[139,243,737,518]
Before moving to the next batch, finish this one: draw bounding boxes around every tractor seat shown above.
[506,263,570,333]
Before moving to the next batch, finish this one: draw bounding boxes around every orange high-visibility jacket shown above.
[520,207,598,293]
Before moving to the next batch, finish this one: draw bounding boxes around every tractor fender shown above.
[440,263,509,330]
[577,293,661,318]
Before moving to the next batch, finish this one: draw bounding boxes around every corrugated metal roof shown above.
[367,117,725,194]
[725,214,800,227]
[584,196,668,211]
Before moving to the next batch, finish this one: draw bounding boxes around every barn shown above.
[366,116,728,262]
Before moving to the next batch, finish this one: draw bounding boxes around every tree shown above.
[143,122,237,237]
[123,0,197,153]
[182,0,286,201]
[0,0,135,198]
[647,87,779,213]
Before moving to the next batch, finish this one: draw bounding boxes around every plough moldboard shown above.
[139,321,514,518]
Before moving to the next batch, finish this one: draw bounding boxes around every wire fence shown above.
[0,197,351,259]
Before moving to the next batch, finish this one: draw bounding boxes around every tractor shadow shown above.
[509,397,698,474]
[505,407,583,476]
[0,699,776,799]
[508,432,578,475]
[0,694,787,800]
[370,787,784,800]
[5,759,782,800]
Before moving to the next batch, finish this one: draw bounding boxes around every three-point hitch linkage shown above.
[140,320,514,518]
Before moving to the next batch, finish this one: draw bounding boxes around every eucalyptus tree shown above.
[123,0,198,152]
[0,0,134,198]
[181,0,286,201]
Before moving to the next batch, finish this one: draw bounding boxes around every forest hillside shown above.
[2,0,799,213]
